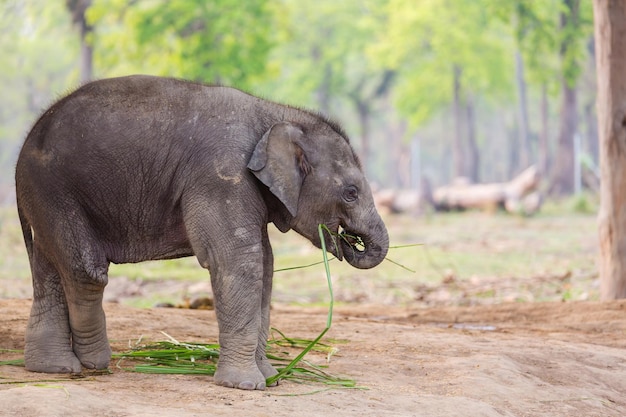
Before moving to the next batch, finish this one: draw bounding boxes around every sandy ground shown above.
[1,299,625,417]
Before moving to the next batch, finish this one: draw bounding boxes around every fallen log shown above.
[433,166,542,215]
[374,178,434,215]
[374,188,422,215]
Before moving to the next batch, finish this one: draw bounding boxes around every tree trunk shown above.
[311,45,332,115]
[79,19,93,83]
[508,120,520,179]
[538,83,550,177]
[465,95,479,182]
[515,50,531,170]
[66,0,93,83]
[390,119,410,188]
[452,65,465,179]
[356,100,371,170]
[550,83,577,195]
[584,37,599,165]
[594,0,626,299]
[349,71,395,175]
[550,0,580,196]
[585,101,599,165]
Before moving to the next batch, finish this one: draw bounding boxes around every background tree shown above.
[594,0,626,299]
[491,0,560,175]
[372,0,514,183]
[66,0,93,83]
[549,0,593,195]
[260,0,394,173]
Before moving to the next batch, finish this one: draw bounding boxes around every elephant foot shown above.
[24,322,83,374]
[72,335,112,370]
[24,340,82,374]
[24,353,82,374]
[214,363,267,390]
[74,345,112,370]
[257,357,279,387]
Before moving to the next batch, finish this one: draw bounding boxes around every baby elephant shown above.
[15,75,389,390]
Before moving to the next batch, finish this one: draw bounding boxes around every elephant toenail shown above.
[237,381,257,390]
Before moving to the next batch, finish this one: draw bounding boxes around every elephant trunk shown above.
[340,210,389,270]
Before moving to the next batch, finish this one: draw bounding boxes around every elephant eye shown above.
[342,185,358,203]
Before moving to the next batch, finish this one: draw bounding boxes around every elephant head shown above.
[248,121,389,269]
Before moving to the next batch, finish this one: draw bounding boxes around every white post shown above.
[574,132,581,195]
[411,136,421,192]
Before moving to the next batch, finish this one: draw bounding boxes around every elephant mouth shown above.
[336,221,388,269]
[319,219,387,269]
[338,226,366,260]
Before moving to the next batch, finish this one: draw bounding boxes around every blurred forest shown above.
[0,0,596,205]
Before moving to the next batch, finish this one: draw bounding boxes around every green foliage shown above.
[259,0,390,110]
[557,0,593,88]
[88,0,275,87]
[370,0,593,128]
[542,192,599,215]
[489,0,592,91]
[569,193,597,214]
[488,0,559,90]
[372,0,515,127]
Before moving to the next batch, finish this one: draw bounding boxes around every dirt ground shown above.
[1,299,625,417]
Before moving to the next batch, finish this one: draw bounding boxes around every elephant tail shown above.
[17,205,34,266]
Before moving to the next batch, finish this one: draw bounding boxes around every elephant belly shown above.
[95,211,194,264]
[105,232,194,264]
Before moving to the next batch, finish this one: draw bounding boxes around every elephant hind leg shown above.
[59,250,111,370]
[24,245,81,373]
[64,275,111,370]
[35,215,112,372]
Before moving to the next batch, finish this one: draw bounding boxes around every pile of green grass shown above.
[112,329,356,388]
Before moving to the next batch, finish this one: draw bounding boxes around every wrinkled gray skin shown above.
[15,75,388,390]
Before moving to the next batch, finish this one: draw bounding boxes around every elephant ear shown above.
[248,122,311,217]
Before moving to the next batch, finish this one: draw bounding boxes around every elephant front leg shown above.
[184,194,272,390]
[211,254,268,390]
[256,227,278,384]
